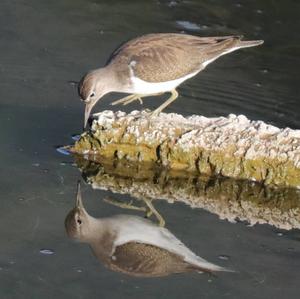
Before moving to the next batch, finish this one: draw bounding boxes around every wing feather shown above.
[109,33,241,82]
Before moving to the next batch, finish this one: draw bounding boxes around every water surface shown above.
[0,0,299,298]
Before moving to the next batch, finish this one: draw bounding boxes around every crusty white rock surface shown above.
[92,110,300,168]
[72,110,300,188]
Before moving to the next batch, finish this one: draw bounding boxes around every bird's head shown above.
[78,69,110,128]
[65,181,93,241]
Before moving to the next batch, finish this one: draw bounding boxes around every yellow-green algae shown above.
[74,156,300,230]
[71,113,300,188]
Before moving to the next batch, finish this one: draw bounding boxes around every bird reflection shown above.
[65,182,232,277]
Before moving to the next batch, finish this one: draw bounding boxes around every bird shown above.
[78,33,264,127]
[65,182,233,277]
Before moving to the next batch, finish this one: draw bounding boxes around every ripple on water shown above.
[56,147,71,156]
[176,21,203,31]
[167,0,178,7]
[218,255,230,261]
[39,249,55,255]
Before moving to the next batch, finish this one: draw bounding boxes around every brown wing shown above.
[107,241,200,277]
[109,33,241,82]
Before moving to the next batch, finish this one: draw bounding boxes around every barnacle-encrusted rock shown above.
[70,110,300,188]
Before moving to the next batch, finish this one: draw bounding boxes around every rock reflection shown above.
[74,156,300,230]
[65,182,231,277]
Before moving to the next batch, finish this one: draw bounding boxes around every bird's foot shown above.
[104,197,165,227]
[111,94,136,106]
[111,94,144,106]
[122,96,143,106]
[112,92,165,107]
[148,109,161,118]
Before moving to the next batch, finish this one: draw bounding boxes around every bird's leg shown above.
[104,196,165,227]
[123,93,164,106]
[121,94,144,106]
[142,197,165,227]
[111,94,137,106]
[103,197,147,212]
[111,93,164,106]
[150,89,178,117]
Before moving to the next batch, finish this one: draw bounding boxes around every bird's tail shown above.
[211,35,264,48]
[187,258,235,274]
[199,263,235,274]
[237,39,264,49]
[201,36,264,68]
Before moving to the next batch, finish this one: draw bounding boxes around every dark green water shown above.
[0,0,299,298]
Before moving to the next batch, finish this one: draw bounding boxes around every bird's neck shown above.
[80,216,106,243]
[94,65,124,94]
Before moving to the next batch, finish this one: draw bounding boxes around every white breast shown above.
[130,67,200,95]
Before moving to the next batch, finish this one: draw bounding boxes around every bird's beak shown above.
[75,181,85,210]
[84,101,95,128]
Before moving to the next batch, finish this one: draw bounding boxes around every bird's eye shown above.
[90,92,95,98]
[77,219,82,225]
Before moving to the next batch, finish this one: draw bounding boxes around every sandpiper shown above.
[65,182,233,277]
[78,33,263,127]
